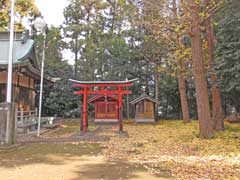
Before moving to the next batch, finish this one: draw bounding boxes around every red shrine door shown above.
[95,101,118,122]
[70,79,137,133]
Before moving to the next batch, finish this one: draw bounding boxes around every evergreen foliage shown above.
[215,1,240,113]
[34,27,80,117]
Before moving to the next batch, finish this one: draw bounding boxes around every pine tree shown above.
[215,1,240,113]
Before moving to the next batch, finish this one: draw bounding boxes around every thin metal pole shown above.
[6,0,15,103]
[5,0,15,144]
[37,33,46,136]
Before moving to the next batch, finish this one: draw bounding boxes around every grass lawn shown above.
[0,119,239,180]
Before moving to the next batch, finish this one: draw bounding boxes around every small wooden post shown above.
[144,100,146,115]
[35,108,38,118]
[15,108,18,138]
[20,108,24,123]
[29,110,32,120]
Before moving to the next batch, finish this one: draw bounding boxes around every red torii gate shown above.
[70,79,137,133]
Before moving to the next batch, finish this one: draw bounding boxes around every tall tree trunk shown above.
[236,105,240,114]
[206,18,224,130]
[173,0,190,123]
[204,0,224,130]
[154,66,159,120]
[110,0,116,34]
[74,35,78,78]
[165,93,169,119]
[145,75,149,95]
[177,66,190,122]
[189,0,214,138]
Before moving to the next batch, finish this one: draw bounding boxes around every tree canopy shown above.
[0,0,39,30]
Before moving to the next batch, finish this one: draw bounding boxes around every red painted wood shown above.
[82,87,88,132]
[72,80,135,133]
[89,95,118,103]
[74,90,131,95]
[94,101,118,120]
[118,87,123,132]
[73,83,133,88]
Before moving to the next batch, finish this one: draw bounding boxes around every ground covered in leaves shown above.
[100,120,240,180]
[1,120,240,180]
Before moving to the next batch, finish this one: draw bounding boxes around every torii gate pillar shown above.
[82,87,88,132]
[118,87,123,132]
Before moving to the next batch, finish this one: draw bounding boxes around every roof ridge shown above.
[130,94,160,104]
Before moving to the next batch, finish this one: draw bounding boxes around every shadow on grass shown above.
[0,143,101,168]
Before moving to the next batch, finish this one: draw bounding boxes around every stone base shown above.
[116,130,129,138]
[94,119,118,123]
[0,102,16,144]
[135,118,155,123]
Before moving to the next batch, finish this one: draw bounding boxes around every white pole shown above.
[37,33,46,136]
[6,0,15,103]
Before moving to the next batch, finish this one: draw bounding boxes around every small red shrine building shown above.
[89,95,118,123]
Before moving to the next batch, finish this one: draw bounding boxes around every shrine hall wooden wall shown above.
[0,71,36,111]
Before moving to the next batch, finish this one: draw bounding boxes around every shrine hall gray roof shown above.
[69,78,138,84]
[0,31,39,70]
[0,39,34,64]
[130,94,160,104]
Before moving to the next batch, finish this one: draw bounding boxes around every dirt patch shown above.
[0,142,172,180]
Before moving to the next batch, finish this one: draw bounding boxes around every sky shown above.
[34,0,74,64]
[35,0,69,27]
